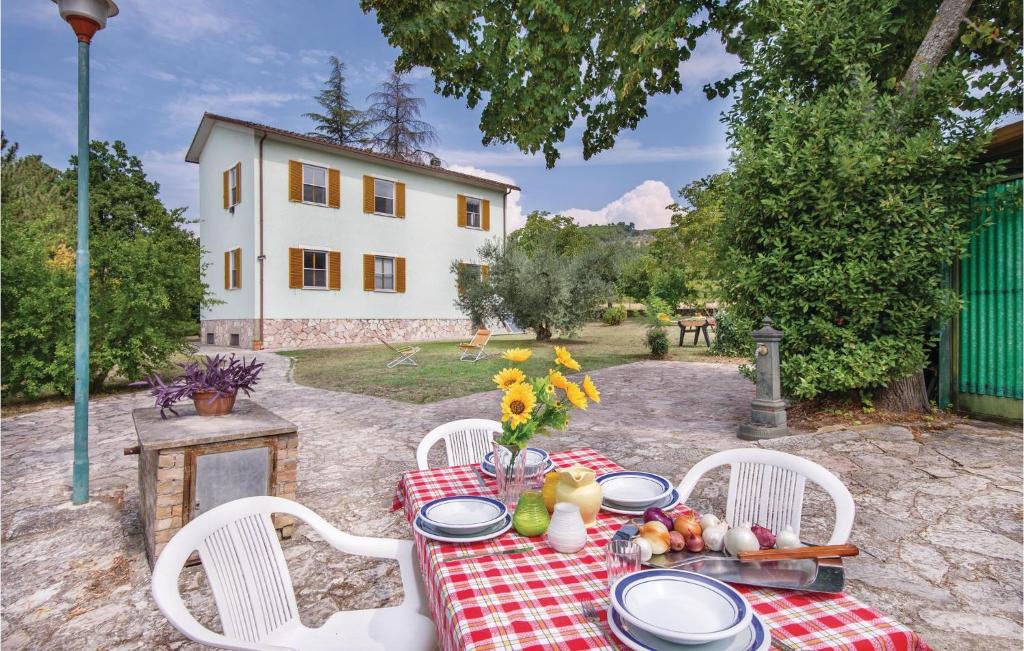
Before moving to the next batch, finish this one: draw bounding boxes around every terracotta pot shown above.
[192,390,237,416]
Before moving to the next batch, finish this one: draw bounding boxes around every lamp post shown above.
[52,0,119,505]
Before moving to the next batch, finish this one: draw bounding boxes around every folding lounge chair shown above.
[458,328,492,361]
[378,336,421,368]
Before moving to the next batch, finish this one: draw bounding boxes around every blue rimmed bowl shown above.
[418,495,508,535]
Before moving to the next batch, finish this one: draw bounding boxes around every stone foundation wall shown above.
[259,318,478,349]
[201,319,255,349]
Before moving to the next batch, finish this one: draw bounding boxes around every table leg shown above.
[701,325,711,347]
[678,326,685,347]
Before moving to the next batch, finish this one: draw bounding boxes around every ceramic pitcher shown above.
[554,465,602,526]
[546,502,587,553]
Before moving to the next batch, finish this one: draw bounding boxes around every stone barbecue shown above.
[131,399,298,565]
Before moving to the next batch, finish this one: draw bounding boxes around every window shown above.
[303,250,327,288]
[374,256,395,291]
[302,164,327,205]
[228,166,239,206]
[465,197,481,228]
[206,333,215,345]
[374,178,395,215]
[228,248,241,289]
[229,333,240,347]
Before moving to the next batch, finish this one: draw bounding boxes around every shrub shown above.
[709,309,752,358]
[602,305,627,326]
[646,328,670,360]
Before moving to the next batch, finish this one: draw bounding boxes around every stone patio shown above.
[1,348,1021,649]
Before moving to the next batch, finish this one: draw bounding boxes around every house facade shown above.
[185,113,516,350]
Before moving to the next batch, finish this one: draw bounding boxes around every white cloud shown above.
[561,180,675,229]
[115,0,250,44]
[678,34,742,90]
[446,164,524,231]
[167,88,306,127]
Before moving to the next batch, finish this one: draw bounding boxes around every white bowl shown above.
[597,471,673,507]
[418,496,507,534]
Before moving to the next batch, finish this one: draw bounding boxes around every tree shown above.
[365,70,438,162]
[718,0,1004,408]
[363,0,1019,166]
[509,211,588,256]
[303,56,369,146]
[1,139,209,399]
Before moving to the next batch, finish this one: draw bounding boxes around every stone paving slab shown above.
[1,348,1020,649]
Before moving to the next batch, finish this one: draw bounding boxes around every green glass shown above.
[513,490,550,536]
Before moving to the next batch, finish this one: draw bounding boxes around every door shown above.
[192,445,272,518]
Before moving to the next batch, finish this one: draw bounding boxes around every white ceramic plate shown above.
[480,458,555,478]
[608,606,770,651]
[418,495,508,534]
[601,489,680,516]
[413,513,513,544]
[597,471,673,507]
[611,569,752,645]
[482,447,550,468]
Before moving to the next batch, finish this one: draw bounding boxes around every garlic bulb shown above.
[723,522,760,556]
[699,513,720,530]
[775,525,801,549]
[639,521,670,555]
[702,522,728,552]
[634,535,654,562]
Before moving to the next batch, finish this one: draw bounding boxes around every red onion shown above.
[643,507,674,530]
[668,531,686,551]
[751,524,776,549]
[684,532,705,552]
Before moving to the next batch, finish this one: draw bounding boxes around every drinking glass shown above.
[605,539,641,591]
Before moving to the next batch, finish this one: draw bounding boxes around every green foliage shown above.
[303,56,370,145]
[602,305,627,326]
[645,328,670,360]
[708,309,752,357]
[453,229,615,340]
[719,0,1003,400]
[509,211,588,256]
[1,139,209,399]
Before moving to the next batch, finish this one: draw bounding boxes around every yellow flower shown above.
[502,347,533,363]
[582,375,601,404]
[493,368,526,390]
[565,381,588,410]
[548,369,569,390]
[658,312,673,322]
[501,382,537,428]
[545,384,555,395]
[553,346,581,371]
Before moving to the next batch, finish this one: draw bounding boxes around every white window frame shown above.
[302,163,328,206]
[228,247,241,289]
[373,178,396,217]
[374,255,396,292]
[464,196,482,229]
[302,248,329,289]
[227,166,239,207]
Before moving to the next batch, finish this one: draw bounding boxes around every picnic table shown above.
[677,317,712,347]
[393,448,931,651]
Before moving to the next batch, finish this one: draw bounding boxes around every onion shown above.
[643,507,673,530]
[668,531,686,551]
[684,532,705,553]
[639,521,670,555]
[673,514,702,539]
[751,524,776,549]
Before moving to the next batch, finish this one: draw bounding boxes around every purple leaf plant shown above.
[146,354,264,418]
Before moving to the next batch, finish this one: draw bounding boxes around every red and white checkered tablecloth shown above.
[393,448,931,651]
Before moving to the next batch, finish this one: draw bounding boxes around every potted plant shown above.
[147,354,264,418]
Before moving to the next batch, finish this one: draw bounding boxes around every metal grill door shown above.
[193,446,271,517]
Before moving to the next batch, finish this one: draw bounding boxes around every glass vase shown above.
[493,442,526,508]
[512,490,550,536]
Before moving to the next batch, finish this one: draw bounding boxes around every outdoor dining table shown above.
[393,448,931,651]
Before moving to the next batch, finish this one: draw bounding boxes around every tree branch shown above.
[902,0,974,92]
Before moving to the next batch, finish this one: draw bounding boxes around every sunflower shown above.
[582,375,601,404]
[548,369,569,390]
[553,346,581,371]
[565,381,588,410]
[502,347,533,363]
[493,367,526,390]
[657,312,673,322]
[501,382,537,428]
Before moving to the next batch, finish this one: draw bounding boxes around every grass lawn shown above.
[282,318,725,404]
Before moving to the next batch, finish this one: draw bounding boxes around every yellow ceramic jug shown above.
[554,465,603,526]
[542,471,561,513]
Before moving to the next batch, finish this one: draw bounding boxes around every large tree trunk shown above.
[901,0,974,92]
[535,323,552,341]
[876,371,930,412]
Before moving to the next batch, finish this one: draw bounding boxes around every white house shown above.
[185,113,517,350]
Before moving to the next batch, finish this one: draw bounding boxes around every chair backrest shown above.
[152,497,302,645]
[377,336,401,353]
[416,419,500,470]
[469,329,491,346]
[675,449,854,545]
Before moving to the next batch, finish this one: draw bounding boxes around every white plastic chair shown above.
[152,496,435,651]
[416,419,500,470]
[676,449,855,545]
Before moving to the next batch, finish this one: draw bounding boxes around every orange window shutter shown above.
[235,162,242,203]
[457,194,467,227]
[396,257,406,293]
[288,161,302,202]
[328,168,341,208]
[482,199,490,231]
[222,170,229,209]
[482,264,490,280]
[223,251,230,288]
[363,254,375,290]
[363,176,374,213]
[328,251,341,290]
[395,182,406,218]
[288,248,303,288]
[233,248,241,288]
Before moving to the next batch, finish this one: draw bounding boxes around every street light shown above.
[52,0,118,505]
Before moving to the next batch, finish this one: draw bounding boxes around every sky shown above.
[1,0,740,231]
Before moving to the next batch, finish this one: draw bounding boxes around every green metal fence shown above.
[957,178,1023,418]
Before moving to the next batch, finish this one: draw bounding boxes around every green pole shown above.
[72,38,91,505]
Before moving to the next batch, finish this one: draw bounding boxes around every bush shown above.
[646,328,670,360]
[709,309,752,357]
[602,305,627,326]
